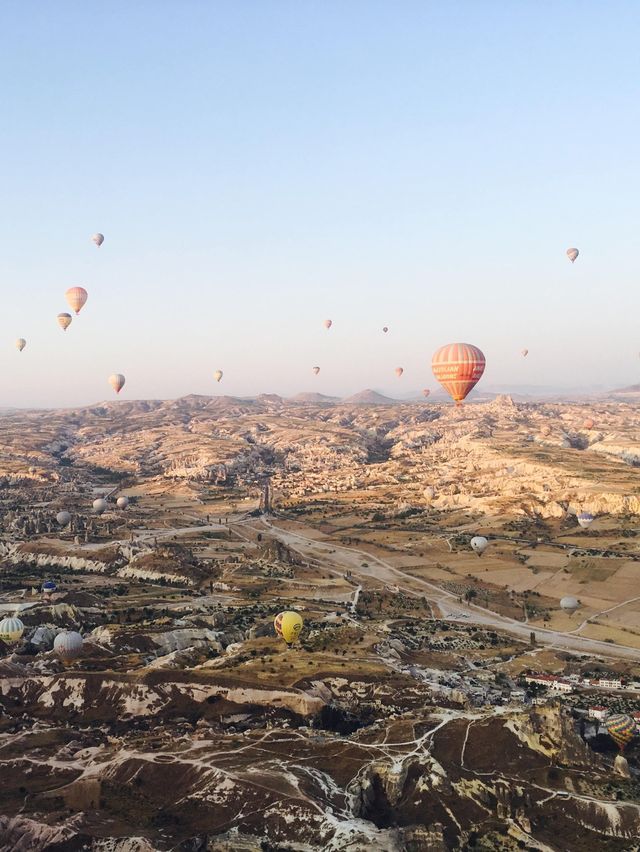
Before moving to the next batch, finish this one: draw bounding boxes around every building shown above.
[524,674,574,693]
[588,706,609,722]
[593,677,623,690]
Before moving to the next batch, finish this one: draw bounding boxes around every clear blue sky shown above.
[1,2,639,406]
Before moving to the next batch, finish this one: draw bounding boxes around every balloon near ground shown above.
[274,611,303,645]
[432,343,486,405]
[606,714,636,752]
[116,496,129,509]
[15,338,26,352]
[0,616,25,644]
[56,511,71,526]
[57,312,72,331]
[54,630,83,661]
[65,287,88,314]
[109,374,125,394]
[577,511,594,529]
[560,596,580,614]
[470,536,489,556]
[93,498,108,515]
[42,580,57,594]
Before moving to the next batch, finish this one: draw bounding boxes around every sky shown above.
[1,2,640,407]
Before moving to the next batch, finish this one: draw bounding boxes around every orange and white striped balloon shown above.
[432,343,485,405]
[65,287,88,315]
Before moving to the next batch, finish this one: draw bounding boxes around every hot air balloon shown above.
[274,611,303,645]
[395,367,404,378]
[93,498,108,515]
[116,496,129,510]
[606,714,636,752]
[57,313,72,331]
[42,580,57,594]
[541,425,551,437]
[583,418,594,430]
[422,389,430,398]
[560,596,580,614]
[65,287,88,315]
[566,248,579,263]
[577,511,594,529]
[0,617,24,644]
[521,348,528,358]
[214,370,223,383]
[56,511,71,526]
[470,536,489,556]
[323,319,332,330]
[383,326,389,333]
[423,486,435,501]
[432,343,486,405]
[91,233,104,247]
[312,366,320,375]
[53,630,83,662]
[108,374,125,394]
[15,338,26,352]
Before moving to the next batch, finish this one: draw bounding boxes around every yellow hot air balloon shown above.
[15,338,26,352]
[57,313,72,331]
[395,367,403,378]
[65,287,88,315]
[108,374,125,394]
[214,370,223,383]
[274,611,303,645]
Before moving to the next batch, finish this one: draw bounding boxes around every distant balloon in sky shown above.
[54,630,83,661]
[15,338,26,352]
[560,595,580,614]
[566,247,579,263]
[383,326,389,333]
[65,287,88,315]
[93,498,108,515]
[0,617,24,644]
[577,511,594,529]
[214,370,223,383]
[422,389,430,398]
[470,536,489,556]
[521,348,528,358]
[432,343,486,405]
[56,511,71,526]
[395,367,404,378]
[116,496,129,510]
[109,374,125,394]
[57,313,72,331]
[312,366,320,375]
[91,233,104,247]
[323,319,332,330]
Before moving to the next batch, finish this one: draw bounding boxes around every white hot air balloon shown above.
[65,287,88,315]
[214,370,223,383]
[56,511,71,526]
[521,348,528,357]
[53,630,83,661]
[15,338,26,352]
[108,374,125,394]
[470,536,489,556]
[577,511,594,529]
[91,233,104,247]
[116,496,129,510]
[57,313,72,331]
[566,247,579,263]
[323,319,332,330]
[560,595,580,614]
[93,498,108,515]
[0,616,25,644]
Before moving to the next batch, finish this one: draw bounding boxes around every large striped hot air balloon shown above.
[432,343,486,405]
[0,616,24,644]
[65,287,88,315]
[606,714,636,752]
